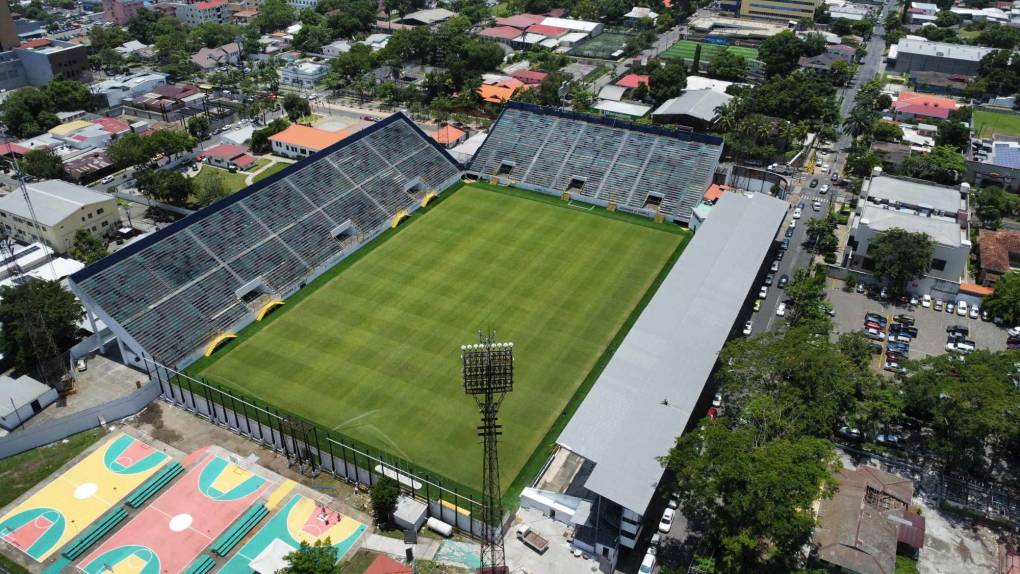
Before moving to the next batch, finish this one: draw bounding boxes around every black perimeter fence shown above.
[145,359,510,541]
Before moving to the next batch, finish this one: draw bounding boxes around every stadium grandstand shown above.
[68,114,461,368]
[468,102,724,224]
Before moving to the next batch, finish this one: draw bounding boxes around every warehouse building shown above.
[0,180,118,253]
[541,191,787,570]
[892,38,994,76]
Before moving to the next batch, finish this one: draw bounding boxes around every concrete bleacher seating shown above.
[469,102,724,224]
[69,114,460,367]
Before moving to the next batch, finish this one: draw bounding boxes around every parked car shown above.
[856,283,866,293]
[640,552,656,574]
[863,328,885,341]
[922,294,932,308]
[883,362,906,374]
[759,286,768,299]
[765,274,774,286]
[982,310,991,321]
[789,219,797,229]
[894,314,915,325]
[659,508,675,533]
[771,260,780,272]
[893,325,918,337]
[1009,326,1020,337]
[837,426,862,440]
[812,200,822,212]
[776,302,786,317]
[947,302,955,314]
[957,301,968,316]
[934,300,944,311]
[712,394,723,408]
[785,228,795,238]
[778,274,789,288]
[887,342,910,353]
[743,321,753,335]
[876,433,902,446]
[75,358,87,372]
[753,299,761,312]
[868,342,884,354]
[100,175,115,184]
[820,184,830,194]
[970,306,980,320]
[809,179,818,188]
[793,208,802,219]
[776,249,785,261]
[865,313,887,325]
[948,325,970,336]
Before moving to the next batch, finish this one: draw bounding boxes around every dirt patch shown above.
[135,402,182,443]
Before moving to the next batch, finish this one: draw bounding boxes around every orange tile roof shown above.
[892,91,958,119]
[960,283,994,296]
[703,183,733,202]
[478,83,519,104]
[433,125,465,145]
[269,124,350,151]
[19,38,52,49]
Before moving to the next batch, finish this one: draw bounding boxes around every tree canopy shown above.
[984,271,1020,323]
[136,170,194,206]
[69,230,108,265]
[282,539,337,574]
[648,58,687,105]
[758,31,805,78]
[0,280,81,375]
[972,185,1018,228]
[21,149,66,181]
[705,50,747,81]
[900,145,966,184]
[866,228,934,294]
[283,94,312,122]
[369,476,400,526]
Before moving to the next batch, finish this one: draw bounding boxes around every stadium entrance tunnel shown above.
[255,299,284,321]
[421,191,438,208]
[390,209,410,229]
[204,332,237,357]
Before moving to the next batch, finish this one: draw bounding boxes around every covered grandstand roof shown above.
[469,102,723,223]
[70,113,461,366]
[556,191,787,514]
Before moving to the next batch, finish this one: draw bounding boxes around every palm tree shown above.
[842,108,875,138]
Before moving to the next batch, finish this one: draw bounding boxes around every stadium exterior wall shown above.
[468,175,661,220]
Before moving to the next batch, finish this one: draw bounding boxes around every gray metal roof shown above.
[865,175,962,214]
[0,374,51,417]
[652,89,732,123]
[556,191,787,514]
[895,38,993,62]
[860,204,962,247]
[0,180,112,227]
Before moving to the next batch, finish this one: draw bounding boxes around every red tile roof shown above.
[616,73,649,88]
[194,0,225,9]
[703,183,733,203]
[479,26,523,40]
[892,91,958,119]
[496,14,545,29]
[0,143,29,156]
[960,282,994,296]
[202,143,249,160]
[512,69,549,84]
[18,38,52,49]
[232,153,257,169]
[979,229,1020,275]
[364,555,412,574]
[433,125,466,145]
[92,117,131,134]
[526,23,569,36]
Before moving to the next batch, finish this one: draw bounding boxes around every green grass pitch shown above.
[973,109,1020,139]
[196,184,685,492]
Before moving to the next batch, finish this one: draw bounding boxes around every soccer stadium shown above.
[68,103,725,501]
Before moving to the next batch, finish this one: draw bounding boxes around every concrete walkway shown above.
[244,156,295,186]
[362,533,441,561]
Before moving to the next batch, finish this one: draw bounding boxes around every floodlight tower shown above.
[461,331,514,573]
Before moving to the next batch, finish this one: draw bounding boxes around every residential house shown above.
[91,71,168,106]
[478,77,525,104]
[511,69,549,85]
[198,143,257,170]
[891,91,958,121]
[814,467,925,574]
[322,40,351,57]
[191,42,241,70]
[432,125,466,148]
[978,229,1020,285]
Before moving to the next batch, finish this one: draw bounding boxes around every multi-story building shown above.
[739,0,819,21]
[0,180,119,252]
[279,61,327,87]
[0,0,18,50]
[847,171,971,297]
[892,38,993,76]
[12,38,89,85]
[103,0,144,25]
[175,0,230,27]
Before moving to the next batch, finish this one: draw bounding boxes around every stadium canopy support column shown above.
[461,332,514,573]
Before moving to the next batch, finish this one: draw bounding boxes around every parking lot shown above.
[827,279,1010,363]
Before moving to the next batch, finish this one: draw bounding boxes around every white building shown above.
[280,61,327,87]
[0,374,57,430]
[269,124,349,159]
[175,0,230,27]
[848,171,971,296]
[90,71,168,106]
[322,40,351,57]
[0,180,119,252]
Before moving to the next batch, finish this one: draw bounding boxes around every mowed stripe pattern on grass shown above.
[199,186,682,489]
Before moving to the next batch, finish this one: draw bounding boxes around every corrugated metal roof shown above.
[556,191,787,514]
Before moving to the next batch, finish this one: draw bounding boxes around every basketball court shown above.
[77,451,272,574]
[220,493,367,574]
[0,433,170,562]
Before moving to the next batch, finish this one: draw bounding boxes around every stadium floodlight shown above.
[461,331,514,572]
[461,339,514,396]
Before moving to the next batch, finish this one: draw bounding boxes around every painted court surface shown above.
[77,449,271,574]
[0,433,169,562]
[220,493,366,574]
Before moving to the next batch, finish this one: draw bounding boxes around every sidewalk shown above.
[361,533,441,561]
